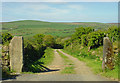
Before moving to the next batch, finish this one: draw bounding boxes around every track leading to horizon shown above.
[4,49,111,81]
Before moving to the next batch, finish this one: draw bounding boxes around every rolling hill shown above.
[1,20,116,39]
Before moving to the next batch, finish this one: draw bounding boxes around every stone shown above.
[9,36,23,73]
[3,60,8,66]
[4,55,8,60]
[0,59,2,67]
[2,53,6,56]
[113,50,118,53]
[2,66,9,71]
[2,46,9,52]
[102,37,114,71]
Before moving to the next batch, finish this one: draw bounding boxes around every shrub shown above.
[64,39,72,48]
[107,26,118,42]
[2,33,13,45]
[81,34,88,46]
[87,30,105,49]
[23,40,46,72]
[43,35,55,47]
[72,27,94,43]
[33,34,45,45]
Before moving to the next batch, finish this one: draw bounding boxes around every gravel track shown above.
[4,49,111,81]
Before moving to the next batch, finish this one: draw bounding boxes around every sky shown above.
[1,0,119,2]
[2,2,118,23]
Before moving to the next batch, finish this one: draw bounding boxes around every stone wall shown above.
[2,46,10,71]
[2,36,23,74]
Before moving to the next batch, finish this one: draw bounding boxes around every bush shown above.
[43,35,55,47]
[64,39,72,48]
[81,34,88,46]
[33,34,45,45]
[87,30,105,49]
[2,33,13,45]
[72,27,94,43]
[106,26,118,42]
[23,40,46,72]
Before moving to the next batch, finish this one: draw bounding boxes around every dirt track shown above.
[4,49,111,81]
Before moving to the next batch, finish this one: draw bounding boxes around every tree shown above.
[43,35,55,47]
[72,27,94,43]
[33,34,45,45]
[107,26,118,42]
[81,34,88,46]
[87,30,105,49]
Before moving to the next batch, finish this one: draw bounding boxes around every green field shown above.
[1,20,116,39]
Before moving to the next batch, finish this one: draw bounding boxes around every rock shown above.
[9,36,23,73]
[113,50,118,53]
[0,59,2,67]
[4,55,8,60]
[2,46,9,52]
[6,52,9,56]
[102,37,114,70]
[92,51,95,55]
[100,57,102,61]
[2,66,9,71]
[2,53,6,56]
[113,46,118,50]
[3,60,8,66]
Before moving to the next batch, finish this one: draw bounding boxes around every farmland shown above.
[1,20,116,39]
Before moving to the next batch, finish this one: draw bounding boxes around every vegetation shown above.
[1,20,118,80]
[23,40,46,73]
[40,47,54,66]
[22,47,54,73]
[2,20,116,39]
[23,33,56,73]
[62,25,118,80]
[62,46,118,80]
[2,33,13,45]
[43,35,55,47]
[57,50,75,74]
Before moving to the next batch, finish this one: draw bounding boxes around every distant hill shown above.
[1,20,116,39]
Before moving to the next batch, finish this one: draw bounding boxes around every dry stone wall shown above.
[2,36,23,74]
[2,46,10,71]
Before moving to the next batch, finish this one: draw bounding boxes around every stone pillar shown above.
[9,36,23,74]
[102,37,114,71]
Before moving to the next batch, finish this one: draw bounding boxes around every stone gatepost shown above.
[9,36,23,74]
[102,37,114,71]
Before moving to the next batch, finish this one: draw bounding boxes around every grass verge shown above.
[61,48,118,80]
[57,50,75,74]
[40,47,54,66]
[22,47,54,74]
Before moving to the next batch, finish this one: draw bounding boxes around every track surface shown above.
[4,49,111,81]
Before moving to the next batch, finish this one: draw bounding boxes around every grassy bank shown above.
[62,45,118,80]
[22,47,54,74]
[57,50,75,74]
[40,47,54,66]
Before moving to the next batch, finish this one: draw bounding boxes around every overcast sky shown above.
[2,2,118,23]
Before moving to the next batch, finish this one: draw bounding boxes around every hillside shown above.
[2,20,116,38]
